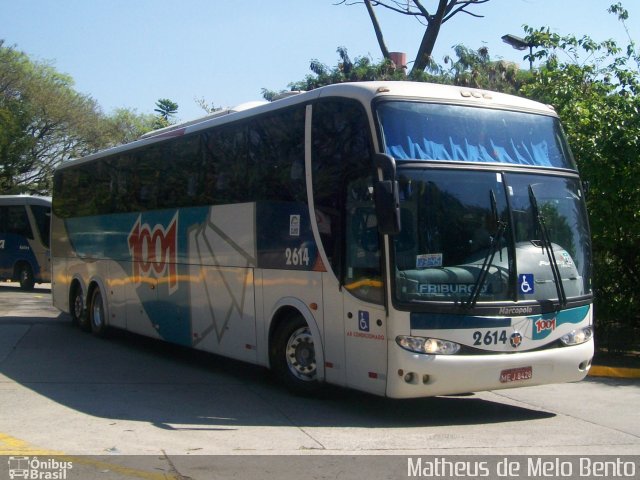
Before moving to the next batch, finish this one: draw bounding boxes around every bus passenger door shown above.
[25,203,51,282]
[340,176,388,395]
[0,205,9,278]
[309,98,388,395]
[316,175,388,396]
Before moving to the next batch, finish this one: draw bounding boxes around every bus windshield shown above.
[377,101,576,169]
[392,168,592,307]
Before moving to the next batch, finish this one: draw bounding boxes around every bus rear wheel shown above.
[271,315,320,395]
[70,285,90,331]
[17,263,34,291]
[89,287,108,337]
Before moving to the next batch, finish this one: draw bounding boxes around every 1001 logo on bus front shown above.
[128,214,178,290]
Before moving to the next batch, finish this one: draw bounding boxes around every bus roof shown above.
[0,195,52,206]
[57,81,557,170]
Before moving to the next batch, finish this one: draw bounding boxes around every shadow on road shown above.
[0,313,555,431]
[0,314,554,430]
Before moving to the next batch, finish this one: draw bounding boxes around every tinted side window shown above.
[30,205,51,248]
[249,107,306,202]
[53,168,79,218]
[7,206,33,239]
[108,155,133,214]
[54,105,307,217]
[202,124,249,204]
[132,146,161,211]
[89,161,112,215]
[53,163,109,217]
[0,206,6,231]
[311,99,377,289]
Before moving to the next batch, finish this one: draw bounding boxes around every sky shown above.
[2,0,639,122]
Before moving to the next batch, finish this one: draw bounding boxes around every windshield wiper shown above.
[528,184,567,307]
[466,190,506,308]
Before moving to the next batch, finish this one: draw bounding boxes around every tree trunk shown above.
[411,0,448,74]
[365,0,391,60]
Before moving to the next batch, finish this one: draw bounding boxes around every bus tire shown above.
[89,287,108,337]
[270,314,321,395]
[70,284,90,331]
[17,263,35,291]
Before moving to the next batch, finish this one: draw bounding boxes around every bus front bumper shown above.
[385,339,594,399]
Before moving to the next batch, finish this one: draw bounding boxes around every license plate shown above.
[500,366,533,383]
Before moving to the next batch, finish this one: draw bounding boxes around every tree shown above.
[519,3,640,351]
[266,43,523,95]
[0,42,37,193]
[0,41,157,194]
[153,98,179,129]
[337,0,490,76]
[104,108,158,145]
[0,41,112,194]
[195,97,222,115]
[262,46,415,98]
[440,44,526,93]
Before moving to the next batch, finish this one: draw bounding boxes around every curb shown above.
[588,365,640,379]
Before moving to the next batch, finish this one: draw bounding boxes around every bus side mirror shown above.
[375,180,401,236]
[374,153,396,180]
[373,153,401,235]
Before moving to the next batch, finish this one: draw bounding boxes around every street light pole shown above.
[501,34,534,70]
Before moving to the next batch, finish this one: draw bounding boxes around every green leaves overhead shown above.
[513,8,640,349]
[0,40,158,194]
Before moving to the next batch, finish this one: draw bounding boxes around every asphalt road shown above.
[0,282,638,479]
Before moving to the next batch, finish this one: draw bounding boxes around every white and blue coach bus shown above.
[51,82,594,398]
[0,195,51,290]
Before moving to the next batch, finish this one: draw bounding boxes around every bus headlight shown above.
[396,336,461,355]
[560,326,593,346]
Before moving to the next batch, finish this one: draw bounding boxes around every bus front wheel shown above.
[89,287,108,337]
[270,315,320,395]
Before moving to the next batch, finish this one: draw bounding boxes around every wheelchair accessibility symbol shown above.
[519,274,535,295]
[358,311,370,332]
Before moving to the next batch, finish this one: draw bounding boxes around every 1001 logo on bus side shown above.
[128,214,178,290]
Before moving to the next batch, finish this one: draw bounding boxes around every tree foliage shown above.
[294,47,410,90]
[0,41,156,194]
[0,41,102,193]
[104,107,158,145]
[195,97,222,115]
[439,44,527,93]
[337,0,490,75]
[153,98,179,129]
[520,4,640,349]
[262,47,413,100]
[271,44,525,95]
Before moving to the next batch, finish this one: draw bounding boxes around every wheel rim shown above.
[19,265,33,287]
[285,326,316,382]
[73,292,84,320]
[92,292,104,328]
